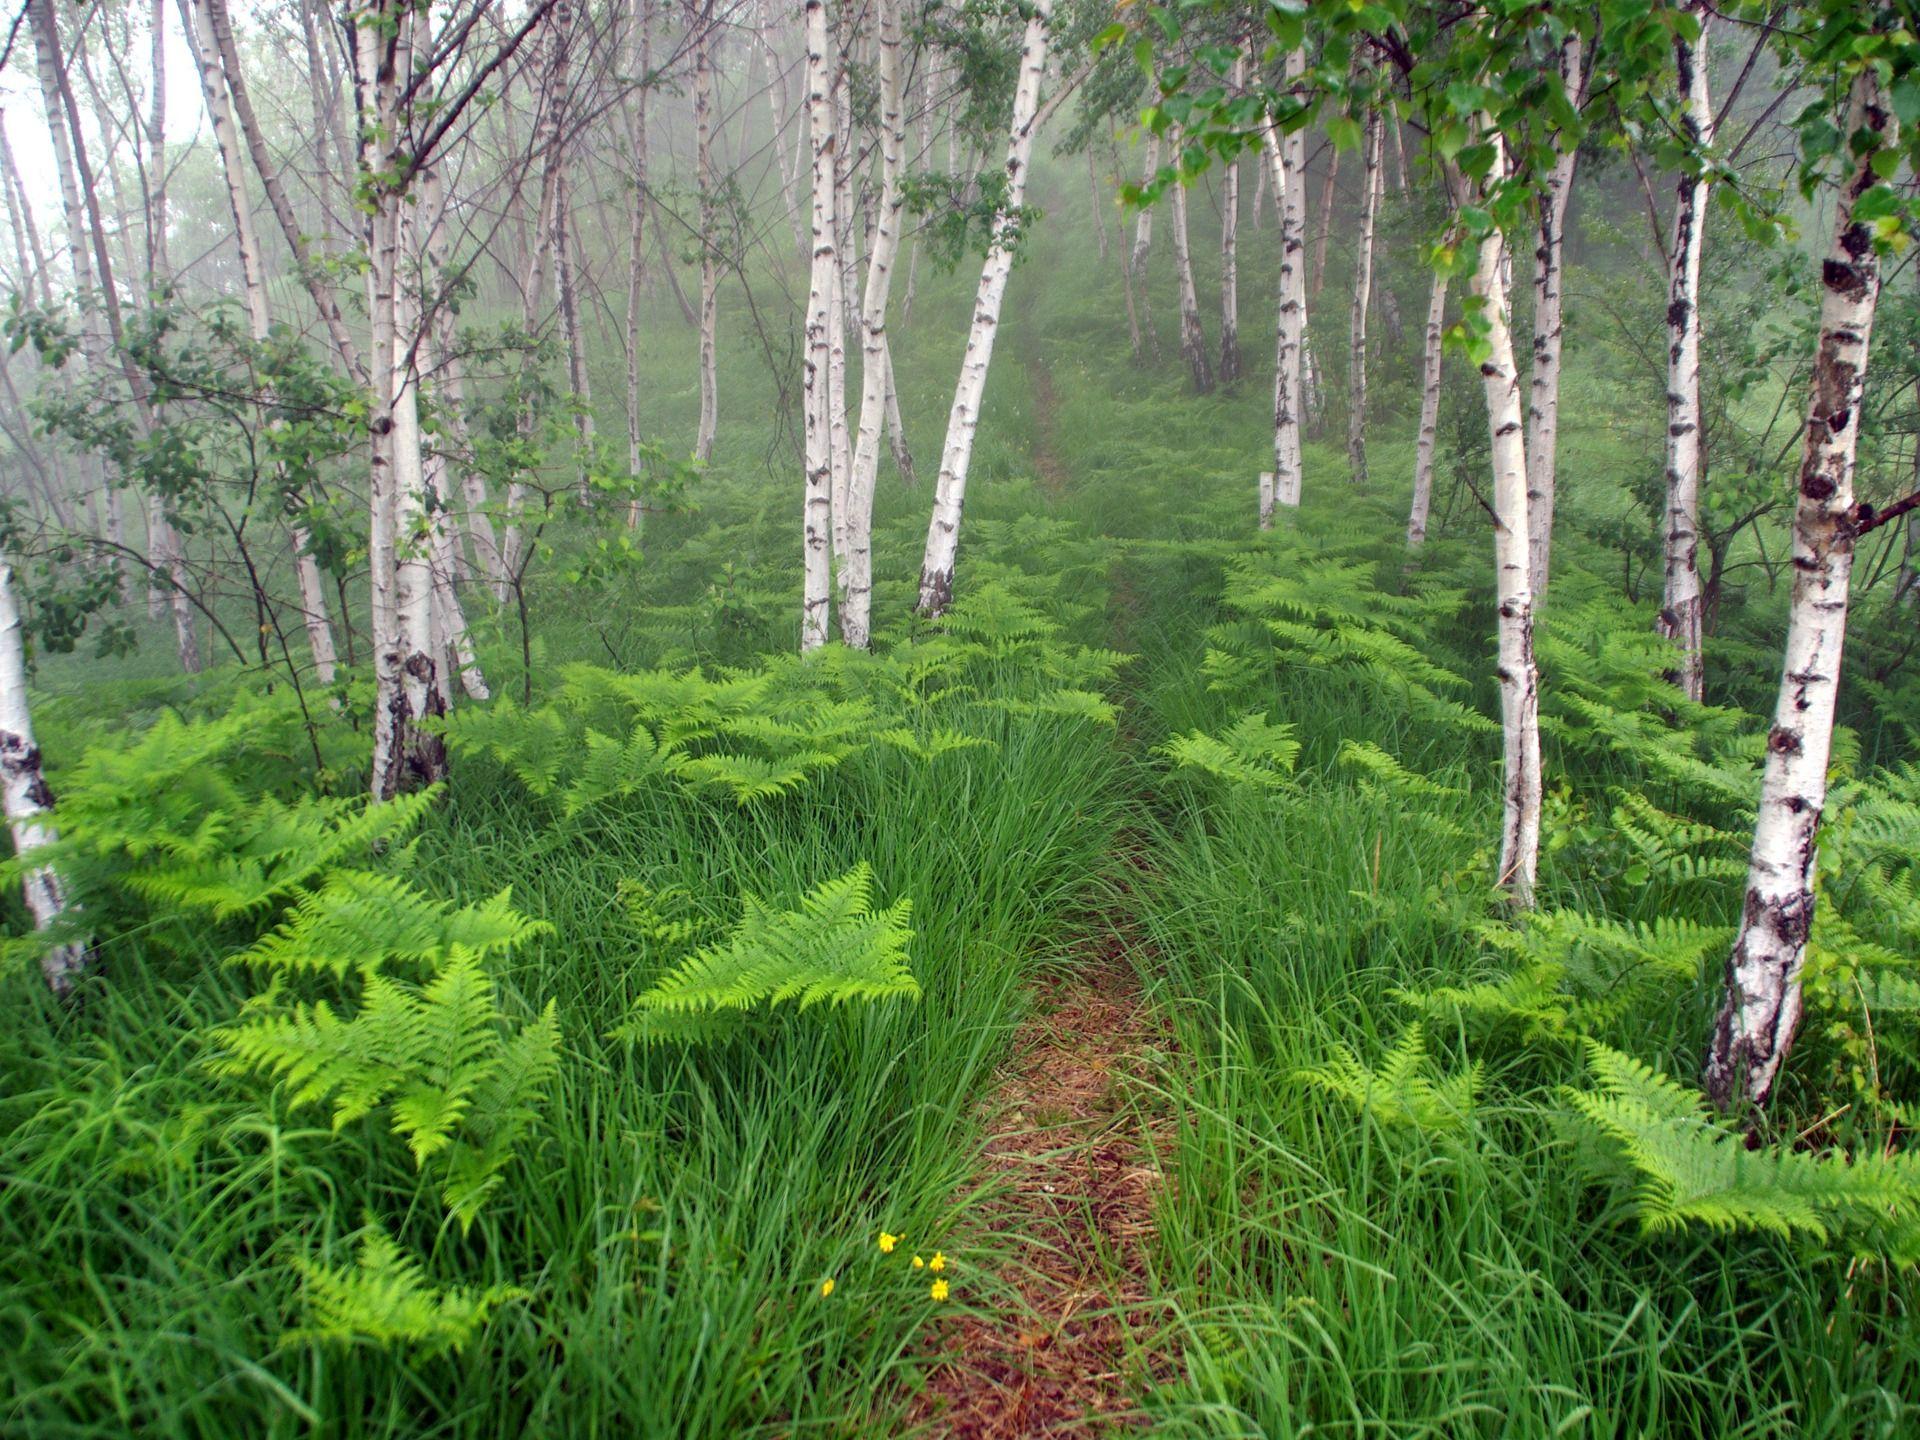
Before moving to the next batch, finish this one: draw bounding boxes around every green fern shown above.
[1296,1024,1481,1132]
[1562,1043,1920,1256]
[232,874,548,979]
[1159,712,1300,790]
[673,749,847,804]
[874,727,996,763]
[614,864,918,1044]
[288,1224,528,1355]
[1337,740,1462,797]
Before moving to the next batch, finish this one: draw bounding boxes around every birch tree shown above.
[1259,46,1308,525]
[1218,48,1245,386]
[1655,10,1713,702]
[0,558,87,995]
[1523,31,1586,602]
[1346,98,1383,491]
[691,0,720,463]
[917,0,1052,618]
[840,0,905,649]
[1128,132,1162,361]
[1167,124,1214,394]
[800,0,839,649]
[1406,266,1448,549]
[1703,73,1895,1109]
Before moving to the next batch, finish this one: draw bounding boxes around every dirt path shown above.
[909,921,1165,1437]
[1029,358,1070,499]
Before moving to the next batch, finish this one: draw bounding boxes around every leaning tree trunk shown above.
[691,0,719,464]
[1657,13,1714,703]
[1128,132,1162,362]
[1167,127,1214,395]
[1469,142,1541,909]
[184,0,339,688]
[1259,47,1309,525]
[1703,75,1894,1111]
[1346,100,1383,491]
[840,0,904,649]
[1217,49,1245,386]
[1406,267,1449,550]
[553,172,597,506]
[1524,32,1586,602]
[916,0,1052,618]
[799,0,839,650]
[0,558,87,994]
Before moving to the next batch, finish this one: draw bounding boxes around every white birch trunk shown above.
[916,0,1052,617]
[184,0,339,688]
[1129,133,1161,362]
[1407,267,1449,550]
[692,3,719,464]
[1168,128,1214,394]
[1347,102,1383,491]
[800,0,838,650]
[1469,142,1541,908]
[0,559,87,994]
[1218,50,1244,386]
[1524,32,1586,603]
[624,0,654,530]
[1703,75,1894,1109]
[1656,15,1714,703]
[840,0,905,649]
[1261,49,1309,522]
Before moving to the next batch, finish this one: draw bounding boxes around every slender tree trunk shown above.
[1168,128,1214,394]
[1406,267,1448,550]
[624,0,653,529]
[1129,133,1162,362]
[692,0,719,463]
[554,172,597,505]
[1525,33,1586,604]
[1218,50,1244,385]
[1657,14,1714,702]
[883,343,915,485]
[1703,76,1894,1110]
[184,0,339,687]
[1347,101,1383,491]
[840,0,905,648]
[800,0,839,649]
[0,558,86,994]
[1088,145,1110,262]
[1310,142,1339,301]
[1260,48,1309,523]
[916,0,1052,617]
[1468,143,1541,908]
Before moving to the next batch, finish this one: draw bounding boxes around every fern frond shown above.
[288,1224,528,1355]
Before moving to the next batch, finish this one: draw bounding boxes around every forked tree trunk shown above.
[1703,75,1894,1110]
[1407,268,1448,550]
[1128,133,1161,361]
[1260,47,1308,524]
[840,0,905,649]
[1468,141,1541,909]
[1656,13,1714,703]
[1347,101,1383,491]
[1167,127,1214,394]
[916,0,1052,617]
[800,0,839,650]
[1524,32,1586,603]
[692,0,719,463]
[183,0,339,688]
[1217,50,1245,386]
[0,558,87,994]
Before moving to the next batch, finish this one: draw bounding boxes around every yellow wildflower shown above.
[911,1255,925,1269]
[819,1278,835,1298]
[928,1252,947,1273]
[930,1279,950,1302]
[878,1232,899,1254]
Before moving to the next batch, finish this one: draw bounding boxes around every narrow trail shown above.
[911,350,1170,1437]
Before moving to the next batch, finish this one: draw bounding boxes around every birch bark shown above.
[1168,127,1214,394]
[1407,268,1448,550]
[1524,32,1586,602]
[1347,102,1383,491]
[840,0,905,649]
[0,558,87,994]
[1656,12,1714,702]
[1260,47,1308,522]
[1218,50,1245,386]
[1128,133,1161,361]
[916,0,1052,617]
[1703,75,1894,1109]
[692,0,719,463]
[800,0,838,650]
